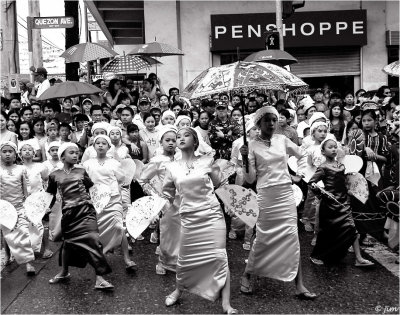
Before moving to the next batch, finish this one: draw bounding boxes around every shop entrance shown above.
[302,76,355,96]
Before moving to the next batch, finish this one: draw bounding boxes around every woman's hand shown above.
[130,143,140,155]
[365,147,376,161]
[239,144,249,157]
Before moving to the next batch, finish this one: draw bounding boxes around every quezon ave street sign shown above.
[32,16,74,29]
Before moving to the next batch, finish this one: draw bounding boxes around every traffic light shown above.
[265,31,280,50]
[282,0,305,19]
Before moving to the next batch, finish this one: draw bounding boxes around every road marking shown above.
[362,235,399,278]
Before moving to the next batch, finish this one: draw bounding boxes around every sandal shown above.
[49,273,71,284]
[26,264,36,276]
[296,291,318,300]
[355,258,374,267]
[240,276,253,294]
[125,261,138,273]
[156,263,166,275]
[94,280,114,290]
[223,307,238,314]
[42,250,54,259]
[165,290,182,306]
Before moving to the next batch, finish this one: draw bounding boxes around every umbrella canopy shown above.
[60,43,118,63]
[102,55,162,74]
[382,60,400,77]
[128,42,184,57]
[38,81,102,100]
[181,61,308,99]
[244,50,298,67]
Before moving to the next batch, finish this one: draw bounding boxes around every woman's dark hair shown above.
[108,79,121,98]
[352,108,361,120]
[329,104,344,121]
[93,79,105,88]
[190,107,200,118]
[279,109,290,119]
[361,109,377,121]
[32,117,45,128]
[193,111,211,128]
[171,101,183,110]
[345,121,359,138]
[20,106,33,117]
[377,85,390,98]
[16,121,34,140]
[127,123,139,133]
[102,114,111,123]
[231,108,243,117]
[1,110,8,120]
[177,109,193,121]
[74,113,90,123]
[7,108,20,120]
[142,112,155,123]
[355,89,366,97]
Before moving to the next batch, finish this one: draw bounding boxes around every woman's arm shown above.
[241,143,256,184]
[141,141,149,164]
[33,149,43,162]
[106,90,121,107]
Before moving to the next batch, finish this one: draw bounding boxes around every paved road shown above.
[1,227,399,314]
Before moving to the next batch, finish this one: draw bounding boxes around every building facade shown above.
[88,0,399,94]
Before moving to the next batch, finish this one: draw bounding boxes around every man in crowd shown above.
[29,67,50,102]
[208,100,242,160]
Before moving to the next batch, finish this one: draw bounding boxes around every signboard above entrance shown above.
[32,16,74,29]
[210,10,367,52]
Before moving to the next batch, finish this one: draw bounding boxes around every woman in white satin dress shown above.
[162,127,237,314]
[139,126,181,275]
[239,106,317,300]
[83,135,137,272]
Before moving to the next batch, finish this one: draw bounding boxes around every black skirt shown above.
[60,203,111,275]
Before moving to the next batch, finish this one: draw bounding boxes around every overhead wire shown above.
[17,14,64,51]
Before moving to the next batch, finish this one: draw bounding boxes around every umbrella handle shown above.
[241,103,249,173]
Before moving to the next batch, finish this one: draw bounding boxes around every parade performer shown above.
[0,141,36,275]
[46,142,113,290]
[239,106,316,300]
[139,126,181,275]
[83,135,137,272]
[19,140,53,258]
[308,138,374,267]
[162,127,237,314]
[41,141,63,242]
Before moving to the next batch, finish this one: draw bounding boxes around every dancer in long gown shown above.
[83,135,137,272]
[0,141,36,275]
[162,127,237,314]
[308,138,374,267]
[140,126,181,275]
[46,142,113,290]
[239,106,317,300]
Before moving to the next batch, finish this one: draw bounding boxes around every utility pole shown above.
[275,0,284,50]
[64,0,79,81]
[1,0,20,76]
[28,0,43,69]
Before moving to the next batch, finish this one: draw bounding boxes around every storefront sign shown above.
[32,16,74,29]
[211,10,367,52]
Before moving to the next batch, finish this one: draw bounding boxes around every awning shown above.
[85,0,145,46]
